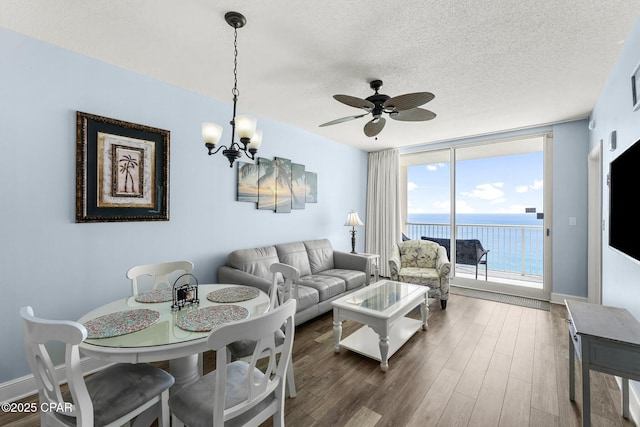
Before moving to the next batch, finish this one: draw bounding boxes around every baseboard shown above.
[0,357,111,404]
[550,292,588,305]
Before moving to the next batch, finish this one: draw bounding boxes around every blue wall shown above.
[0,28,368,383]
[591,17,640,318]
[551,120,589,297]
[590,15,640,404]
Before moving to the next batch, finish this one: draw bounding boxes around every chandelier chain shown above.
[232,26,239,99]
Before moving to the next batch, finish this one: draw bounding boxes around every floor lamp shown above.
[344,211,364,254]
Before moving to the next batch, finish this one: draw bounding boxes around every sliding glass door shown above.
[402,135,551,300]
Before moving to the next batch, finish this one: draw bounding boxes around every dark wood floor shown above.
[2,294,636,426]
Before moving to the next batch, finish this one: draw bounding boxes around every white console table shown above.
[565,300,640,427]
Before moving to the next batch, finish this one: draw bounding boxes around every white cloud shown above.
[407,182,418,191]
[426,163,445,171]
[515,179,543,193]
[460,182,504,201]
[530,179,543,190]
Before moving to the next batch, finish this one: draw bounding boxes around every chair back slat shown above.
[269,262,300,308]
[208,299,296,425]
[20,306,92,425]
[127,260,193,295]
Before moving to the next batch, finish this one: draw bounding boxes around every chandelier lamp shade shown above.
[202,11,262,167]
[344,210,364,254]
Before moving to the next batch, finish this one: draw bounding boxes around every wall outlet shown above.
[569,217,577,226]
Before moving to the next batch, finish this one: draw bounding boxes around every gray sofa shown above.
[218,239,369,325]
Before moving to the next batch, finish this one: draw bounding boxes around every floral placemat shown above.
[176,305,249,332]
[206,286,260,303]
[134,288,173,303]
[84,309,160,339]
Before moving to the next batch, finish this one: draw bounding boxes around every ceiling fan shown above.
[319,79,436,137]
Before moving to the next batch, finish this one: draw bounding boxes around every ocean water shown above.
[407,213,544,275]
[408,213,543,226]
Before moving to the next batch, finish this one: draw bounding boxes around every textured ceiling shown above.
[2,1,639,152]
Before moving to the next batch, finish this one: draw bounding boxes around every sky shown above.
[407,151,543,214]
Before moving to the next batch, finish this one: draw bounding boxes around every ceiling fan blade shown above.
[389,108,436,122]
[334,94,375,111]
[364,117,386,137]
[383,92,435,111]
[319,113,369,127]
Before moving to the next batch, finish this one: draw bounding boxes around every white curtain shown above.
[365,149,402,278]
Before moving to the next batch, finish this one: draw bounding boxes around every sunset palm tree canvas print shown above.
[305,171,318,203]
[275,157,292,213]
[237,162,259,202]
[291,163,306,209]
[258,157,276,210]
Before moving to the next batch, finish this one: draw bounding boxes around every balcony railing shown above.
[406,222,543,277]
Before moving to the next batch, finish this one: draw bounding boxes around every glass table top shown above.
[336,280,425,313]
[78,284,270,349]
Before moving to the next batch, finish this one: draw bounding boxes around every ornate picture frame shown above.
[76,112,170,222]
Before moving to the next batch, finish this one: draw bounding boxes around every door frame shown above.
[587,140,603,304]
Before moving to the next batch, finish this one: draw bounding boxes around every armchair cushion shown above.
[389,239,451,309]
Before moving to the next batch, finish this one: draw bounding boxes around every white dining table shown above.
[77,284,270,391]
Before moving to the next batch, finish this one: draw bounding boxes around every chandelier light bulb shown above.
[247,129,263,150]
[235,115,257,140]
[202,123,223,146]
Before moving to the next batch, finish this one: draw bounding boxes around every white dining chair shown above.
[169,299,297,427]
[227,262,300,398]
[20,306,174,427]
[127,260,194,295]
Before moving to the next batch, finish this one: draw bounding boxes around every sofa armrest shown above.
[217,266,272,294]
[333,251,369,273]
[389,245,401,280]
[435,246,451,277]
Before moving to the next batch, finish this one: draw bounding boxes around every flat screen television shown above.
[609,137,640,262]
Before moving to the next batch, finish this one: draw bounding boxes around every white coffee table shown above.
[332,280,428,372]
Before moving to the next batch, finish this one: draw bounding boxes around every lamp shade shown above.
[344,211,364,227]
[247,129,263,150]
[202,123,223,145]
[235,115,257,139]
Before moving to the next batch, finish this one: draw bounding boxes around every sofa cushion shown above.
[317,269,365,291]
[275,242,312,277]
[296,285,320,311]
[304,239,335,274]
[227,246,279,282]
[299,275,346,301]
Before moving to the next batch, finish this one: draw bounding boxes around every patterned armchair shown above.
[389,239,451,309]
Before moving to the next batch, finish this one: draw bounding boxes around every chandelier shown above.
[202,11,262,167]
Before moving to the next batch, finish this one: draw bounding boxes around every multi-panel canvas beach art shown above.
[237,157,317,212]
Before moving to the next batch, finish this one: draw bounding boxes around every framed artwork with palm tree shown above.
[75,111,170,222]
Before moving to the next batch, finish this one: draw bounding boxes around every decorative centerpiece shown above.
[171,273,199,311]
